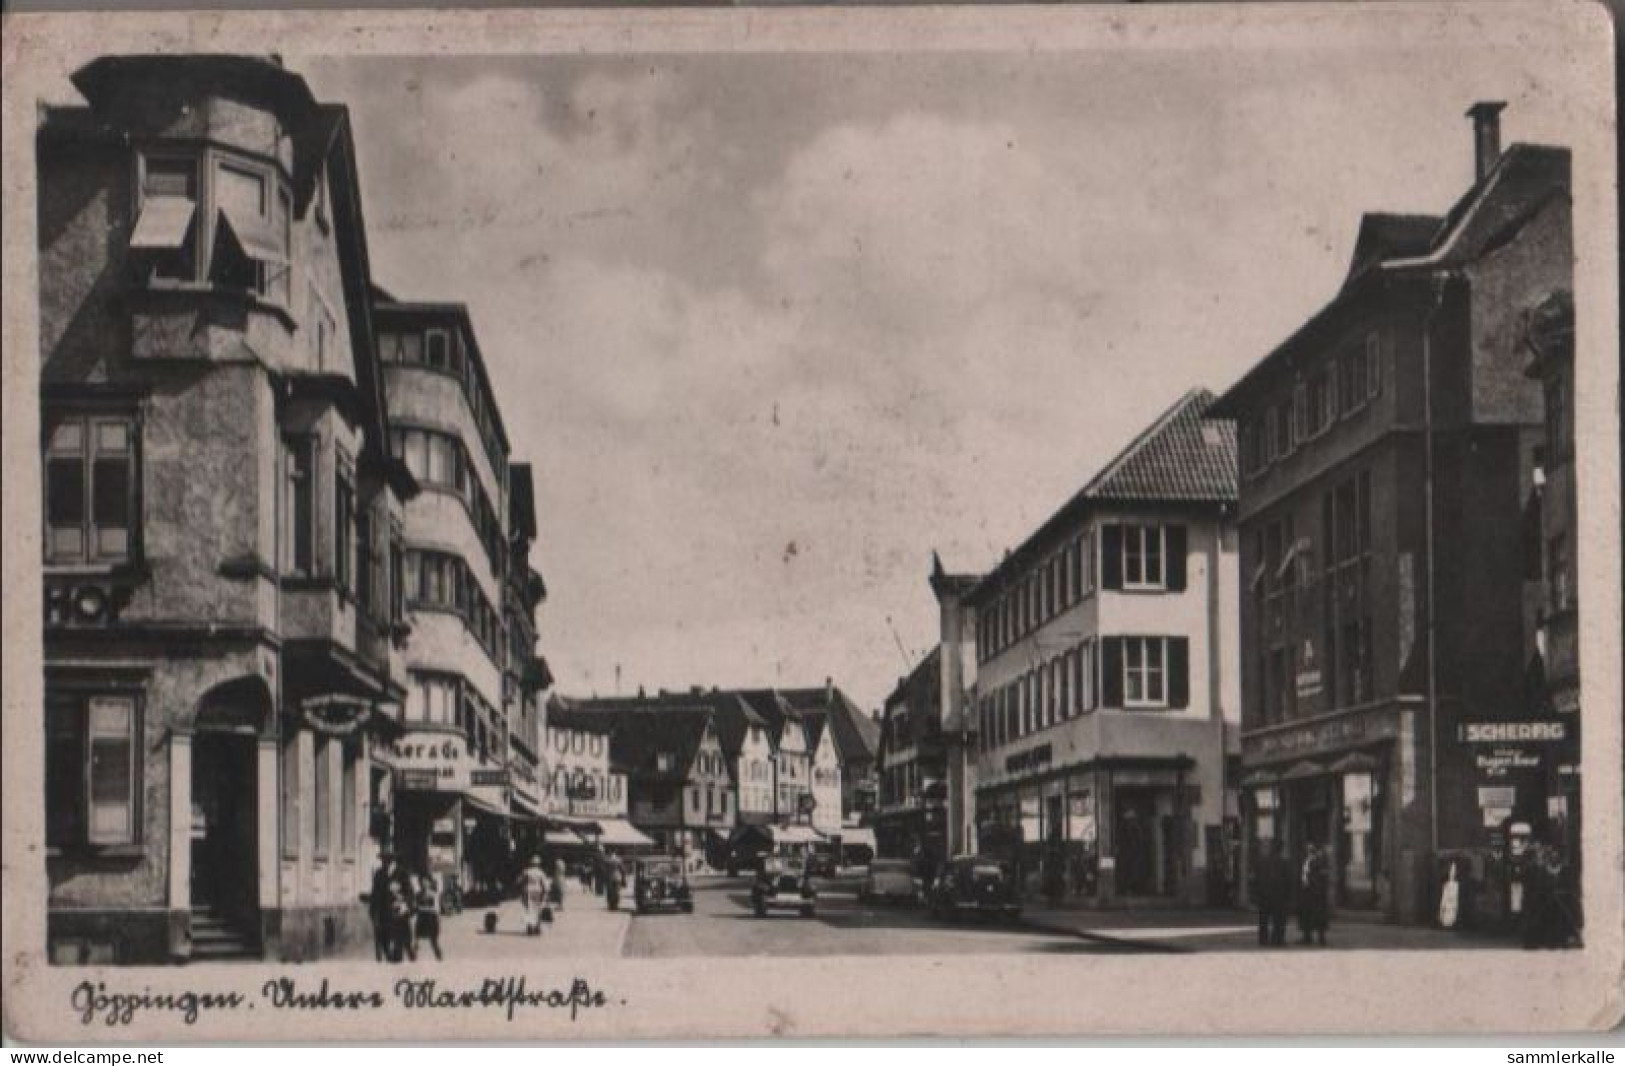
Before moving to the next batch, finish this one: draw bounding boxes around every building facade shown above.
[1209,104,1571,925]
[778,684,879,826]
[374,293,522,899]
[875,648,947,863]
[39,56,417,963]
[970,389,1239,905]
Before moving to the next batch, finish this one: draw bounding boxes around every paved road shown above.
[619,875,1141,957]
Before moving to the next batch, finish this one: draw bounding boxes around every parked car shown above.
[805,851,838,878]
[858,858,922,905]
[927,855,1022,922]
[632,856,693,915]
[752,855,817,917]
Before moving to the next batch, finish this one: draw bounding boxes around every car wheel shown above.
[682,902,694,914]
[802,905,815,919]
[754,899,767,918]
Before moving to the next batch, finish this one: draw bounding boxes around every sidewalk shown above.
[343,880,631,962]
[1019,903,1513,953]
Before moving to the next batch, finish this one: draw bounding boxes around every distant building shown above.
[777,683,880,824]
[875,649,947,862]
[542,699,646,851]
[569,699,733,862]
[969,389,1239,905]
[1208,103,1571,924]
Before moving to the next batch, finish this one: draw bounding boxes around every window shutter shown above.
[1101,524,1123,590]
[1101,637,1124,708]
[1165,525,1187,592]
[1168,637,1190,708]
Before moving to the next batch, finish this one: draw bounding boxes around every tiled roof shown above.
[1341,212,1443,290]
[563,698,716,782]
[1079,388,1238,504]
[777,686,879,763]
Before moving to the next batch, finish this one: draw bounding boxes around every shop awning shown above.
[1241,769,1280,788]
[1279,760,1326,782]
[1327,751,1379,775]
[510,790,544,819]
[544,829,586,846]
[461,790,513,820]
[595,819,656,848]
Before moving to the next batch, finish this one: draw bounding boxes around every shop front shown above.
[388,728,520,903]
[1241,702,1416,922]
[975,754,1200,906]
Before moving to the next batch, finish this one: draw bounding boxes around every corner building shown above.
[970,390,1240,905]
[1208,105,1571,925]
[39,56,416,962]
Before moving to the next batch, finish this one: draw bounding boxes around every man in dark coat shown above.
[369,852,402,962]
[1297,843,1331,946]
[1253,839,1292,946]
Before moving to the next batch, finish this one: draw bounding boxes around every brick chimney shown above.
[1466,101,1507,182]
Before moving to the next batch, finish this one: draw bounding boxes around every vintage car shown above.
[927,855,1022,922]
[751,855,817,917]
[632,856,693,914]
[857,858,922,905]
[804,850,838,878]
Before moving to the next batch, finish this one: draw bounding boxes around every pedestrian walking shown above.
[368,851,401,962]
[517,855,550,935]
[388,876,416,961]
[414,868,444,961]
[1253,839,1291,946]
[550,857,567,910]
[1297,843,1331,946]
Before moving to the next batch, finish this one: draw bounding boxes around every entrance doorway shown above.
[1114,787,1160,896]
[190,732,259,934]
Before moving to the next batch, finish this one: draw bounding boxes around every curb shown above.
[1017,916,1194,954]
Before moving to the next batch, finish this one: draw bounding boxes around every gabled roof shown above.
[775,685,879,763]
[565,698,716,782]
[970,389,1236,601]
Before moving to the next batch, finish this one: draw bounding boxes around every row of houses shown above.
[877,103,1579,928]
[546,685,881,869]
[37,55,556,964]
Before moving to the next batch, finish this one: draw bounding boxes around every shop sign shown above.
[1295,640,1322,698]
[1006,744,1053,775]
[1477,785,1516,809]
[1474,749,1542,778]
[1458,721,1567,744]
[391,732,474,792]
[1245,711,1397,761]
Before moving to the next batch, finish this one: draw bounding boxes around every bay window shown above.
[131,150,290,303]
[46,692,140,847]
[44,413,138,566]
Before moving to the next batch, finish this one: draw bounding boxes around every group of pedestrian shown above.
[368,851,445,962]
[1252,840,1332,947]
[1519,843,1581,949]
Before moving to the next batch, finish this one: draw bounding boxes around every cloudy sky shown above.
[288,26,1582,712]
